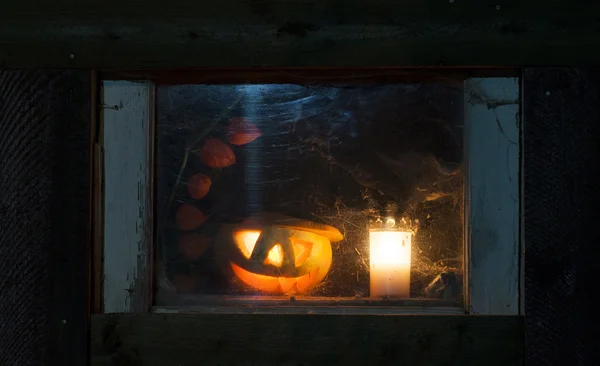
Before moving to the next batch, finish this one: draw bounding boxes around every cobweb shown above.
[156,82,464,299]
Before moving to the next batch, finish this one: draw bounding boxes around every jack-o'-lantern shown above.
[215,213,343,294]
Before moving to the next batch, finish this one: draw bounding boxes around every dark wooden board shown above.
[103,67,519,84]
[522,68,600,364]
[1,0,600,68]
[0,70,91,365]
[91,313,524,365]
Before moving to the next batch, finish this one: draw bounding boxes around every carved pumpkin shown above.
[215,213,343,294]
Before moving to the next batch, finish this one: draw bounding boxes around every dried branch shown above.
[158,94,243,263]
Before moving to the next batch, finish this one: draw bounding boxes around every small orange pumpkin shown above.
[197,138,236,168]
[215,213,343,294]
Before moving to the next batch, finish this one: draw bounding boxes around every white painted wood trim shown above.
[464,78,521,315]
[102,81,154,313]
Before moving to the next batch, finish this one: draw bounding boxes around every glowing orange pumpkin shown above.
[215,213,343,294]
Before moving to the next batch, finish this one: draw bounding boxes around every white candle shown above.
[369,229,412,298]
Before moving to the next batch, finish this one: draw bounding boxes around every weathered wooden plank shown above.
[464,78,520,314]
[0,70,91,365]
[1,0,600,67]
[153,295,464,314]
[103,68,519,84]
[91,313,524,366]
[522,68,600,364]
[154,305,465,315]
[101,81,154,313]
[519,77,526,318]
[92,71,105,314]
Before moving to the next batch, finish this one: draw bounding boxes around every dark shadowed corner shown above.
[523,68,600,365]
[0,70,91,366]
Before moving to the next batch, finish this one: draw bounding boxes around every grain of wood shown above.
[0,70,91,365]
[1,0,600,67]
[92,69,105,314]
[91,313,524,366]
[465,78,520,315]
[102,81,154,313]
[522,68,600,365]
[103,68,519,85]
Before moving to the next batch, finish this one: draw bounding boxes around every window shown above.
[100,69,521,315]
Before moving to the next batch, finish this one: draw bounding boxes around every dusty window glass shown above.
[155,82,464,307]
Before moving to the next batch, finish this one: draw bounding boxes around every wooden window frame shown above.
[91,69,524,365]
[4,2,598,365]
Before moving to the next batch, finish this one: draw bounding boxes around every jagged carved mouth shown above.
[230,262,321,294]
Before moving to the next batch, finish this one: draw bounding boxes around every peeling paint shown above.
[103,81,153,313]
[465,78,521,315]
[467,79,519,109]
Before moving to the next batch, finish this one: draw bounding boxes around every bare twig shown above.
[164,94,243,216]
[159,94,243,263]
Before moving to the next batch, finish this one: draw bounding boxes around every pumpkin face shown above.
[215,214,343,294]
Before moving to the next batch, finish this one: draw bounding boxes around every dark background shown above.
[522,69,599,364]
[0,68,598,365]
[0,70,90,365]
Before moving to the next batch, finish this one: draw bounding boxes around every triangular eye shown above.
[233,230,261,259]
[291,239,313,266]
[264,244,284,267]
[233,230,314,268]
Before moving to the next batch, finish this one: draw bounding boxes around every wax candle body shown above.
[369,230,412,298]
